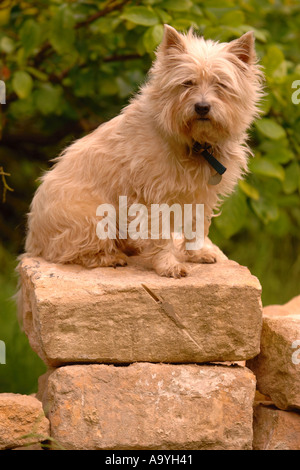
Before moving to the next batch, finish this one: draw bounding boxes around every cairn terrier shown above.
[24,25,263,278]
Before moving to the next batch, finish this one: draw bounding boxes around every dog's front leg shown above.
[178,211,218,264]
[143,239,188,278]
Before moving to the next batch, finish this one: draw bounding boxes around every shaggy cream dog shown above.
[24,25,263,278]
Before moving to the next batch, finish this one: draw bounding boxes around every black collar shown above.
[192,141,227,176]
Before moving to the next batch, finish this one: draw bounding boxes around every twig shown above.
[0,166,14,202]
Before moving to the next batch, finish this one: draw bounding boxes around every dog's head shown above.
[147,25,263,145]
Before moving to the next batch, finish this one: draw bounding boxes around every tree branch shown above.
[49,53,141,83]
[5,2,138,107]
[0,166,14,203]
[75,0,132,29]
[104,53,141,62]
[34,0,132,68]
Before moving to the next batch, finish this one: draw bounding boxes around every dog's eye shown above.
[217,82,228,89]
[182,80,194,87]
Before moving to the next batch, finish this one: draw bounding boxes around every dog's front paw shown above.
[197,251,217,264]
[155,262,188,278]
[152,250,189,278]
[105,253,128,268]
[185,247,217,264]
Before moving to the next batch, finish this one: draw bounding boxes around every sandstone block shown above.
[0,394,50,450]
[42,363,256,450]
[253,403,300,450]
[247,296,300,410]
[19,255,262,366]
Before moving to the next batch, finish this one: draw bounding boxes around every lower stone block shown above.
[253,403,300,450]
[247,296,300,410]
[0,394,49,450]
[41,363,256,450]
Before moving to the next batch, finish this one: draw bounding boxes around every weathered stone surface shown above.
[253,403,300,450]
[247,296,300,410]
[0,394,50,450]
[19,254,262,366]
[42,363,256,450]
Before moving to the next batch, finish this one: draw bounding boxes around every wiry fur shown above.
[24,26,264,278]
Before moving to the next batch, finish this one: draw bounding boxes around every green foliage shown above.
[0,245,46,393]
[0,0,300,390]
[1,0,299,240]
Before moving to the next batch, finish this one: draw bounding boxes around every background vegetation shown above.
[0,0,299,393]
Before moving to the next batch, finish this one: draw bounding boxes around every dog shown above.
[24,25,263,278]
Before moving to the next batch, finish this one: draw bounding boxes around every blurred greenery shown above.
[0,0,300,393]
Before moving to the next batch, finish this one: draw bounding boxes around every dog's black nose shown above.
[195,102,211,116]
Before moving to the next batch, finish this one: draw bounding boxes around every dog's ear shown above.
[227,31,256,65]
[160,24,186,54]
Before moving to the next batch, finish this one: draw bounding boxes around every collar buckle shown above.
[192,141,226,176]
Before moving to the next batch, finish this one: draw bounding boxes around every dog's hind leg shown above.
[25,196,128,269]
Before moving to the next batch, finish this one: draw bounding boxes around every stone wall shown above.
[248,296,300,450]
[0,252,299,450]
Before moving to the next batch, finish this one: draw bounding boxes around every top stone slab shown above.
[18,254,262,367]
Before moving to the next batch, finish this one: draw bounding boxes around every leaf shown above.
[25,66,48,82]
[215,189,248,239]
[265,210,291,237]
[0,36,15,54]
[206,0,235,6]
[91,17,121,34]
[249,158,285,181]
[259,94,272,115]
[143,25,164,53]
[98,77,119,97]
[0,7,11,26]
[272,60,288,81]
[190,5,203,17]
[20,19,41,57]
[250,27,268,43]
[121,7,159,26]
[116,77,133,98]
[255,118,286,140]
[221,10,245,26]
[8,97,35,121]
[154,8,172,25]
[72,69,96,98]
[251,197,279,224]
[12,71,33,99]
[171,19,196,30]
[162,0,193,11]
[34,84,62,115]
[262,45,285,76]
[49,6,75,54]
[265,148,294,164]
[282,161,300,195]
[277,194,300,208]
[239,180,260,200]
